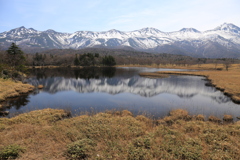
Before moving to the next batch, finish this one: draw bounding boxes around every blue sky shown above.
[0,0,239,33]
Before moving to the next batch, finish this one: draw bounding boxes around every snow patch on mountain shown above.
[0,23,240,58]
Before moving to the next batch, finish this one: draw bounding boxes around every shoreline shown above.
[2,64,240,107]
[138,65,240,104]
[0,79,35,108]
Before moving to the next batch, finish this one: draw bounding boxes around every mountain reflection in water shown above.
[1,67,240,119]
[27,75,229,104]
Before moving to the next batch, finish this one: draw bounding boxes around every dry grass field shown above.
[0,108,239,159]
[138,63,240,103]
[0,79,34,106]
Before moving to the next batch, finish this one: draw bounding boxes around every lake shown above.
[1,67,240,120]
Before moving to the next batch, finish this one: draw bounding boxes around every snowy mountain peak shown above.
[29,28,37,31]
[105,29,124,35]
[107,29,121,32]
[11,26,27,32]
[19,26,26,29]
[129,27,165,37]
[8,26,38,35]
[44,29,57,34]
[213,23,240,34]
[139,27,162,33]
[179,28,200,33]
[1,23,240,58]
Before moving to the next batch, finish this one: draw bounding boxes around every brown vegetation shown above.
[0,108,239,159]
[0,78,34,104]
[37,85,44,89]
[138,72,169,78]
[195,114,205,121]
[223,115,233,124]
[208,116,222,124]
[139,63,240,103]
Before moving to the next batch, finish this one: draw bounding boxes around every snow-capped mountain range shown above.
[0,23,240,58]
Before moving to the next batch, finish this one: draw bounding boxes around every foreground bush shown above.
[0,108,239,159]
[66,139,95,159]
[0,144,25,159]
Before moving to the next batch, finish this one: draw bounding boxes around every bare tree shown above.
[223,59,232,71]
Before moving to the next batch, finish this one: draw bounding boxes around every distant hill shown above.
[1,23,240,58]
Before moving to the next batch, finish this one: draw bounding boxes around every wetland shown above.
[1,67,240,119]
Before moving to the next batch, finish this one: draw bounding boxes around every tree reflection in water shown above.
[1,94,30,111]
[1,67,240,119]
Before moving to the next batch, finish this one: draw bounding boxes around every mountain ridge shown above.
[0,23,240,58]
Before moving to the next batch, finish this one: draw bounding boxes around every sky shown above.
[0,0,240,33]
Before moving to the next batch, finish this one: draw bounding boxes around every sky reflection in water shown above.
[1,67,240,119]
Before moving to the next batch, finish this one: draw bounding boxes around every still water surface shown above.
[1,67,240,119]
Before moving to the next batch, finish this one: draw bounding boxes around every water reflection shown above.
[0,94,30,110]
[31,67,116,80]
[26,74,229,104]
[1,67,240,119]
[73,67,116,79]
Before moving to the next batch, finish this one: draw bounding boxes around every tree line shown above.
[0,43,239,80]
[0,43,117,80]
[73,53,116,66]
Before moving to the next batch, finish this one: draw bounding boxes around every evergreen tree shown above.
[4,43,27,80]
[33,52,46,66]
[94,53,99,58]
[6,43,26,69]
[102,55,116,66]
[74,54,80,66]
[79,53,95,66]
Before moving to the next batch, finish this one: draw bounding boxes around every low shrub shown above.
[169,109,192,121]
[223,115,233,124]
[121,110,133,117]
[66,138,95,160]
[133,137,152,149]
[0,144,25,159]
[195,114,205,121]
[208,116,221,123]
[127,146,152,160]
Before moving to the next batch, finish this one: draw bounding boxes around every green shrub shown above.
[66,138,95,159]
[133,137,151,149]
[127,146,151,160]
[0,124,6,132]
[0,144,25,159]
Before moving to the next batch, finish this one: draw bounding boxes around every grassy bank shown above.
[117,63,239,70]
[0,78,34,106]
[139,64,240,103]
[0,108,239,159]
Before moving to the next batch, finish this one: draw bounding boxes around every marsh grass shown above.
[138,63,240,103]
[0,78,34,103]
[0,108,239,159]
[223,115,233,124]
[138,72,169,79]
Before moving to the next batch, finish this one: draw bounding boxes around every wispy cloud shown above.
[105,0,240,32]
[0,0,239,32]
